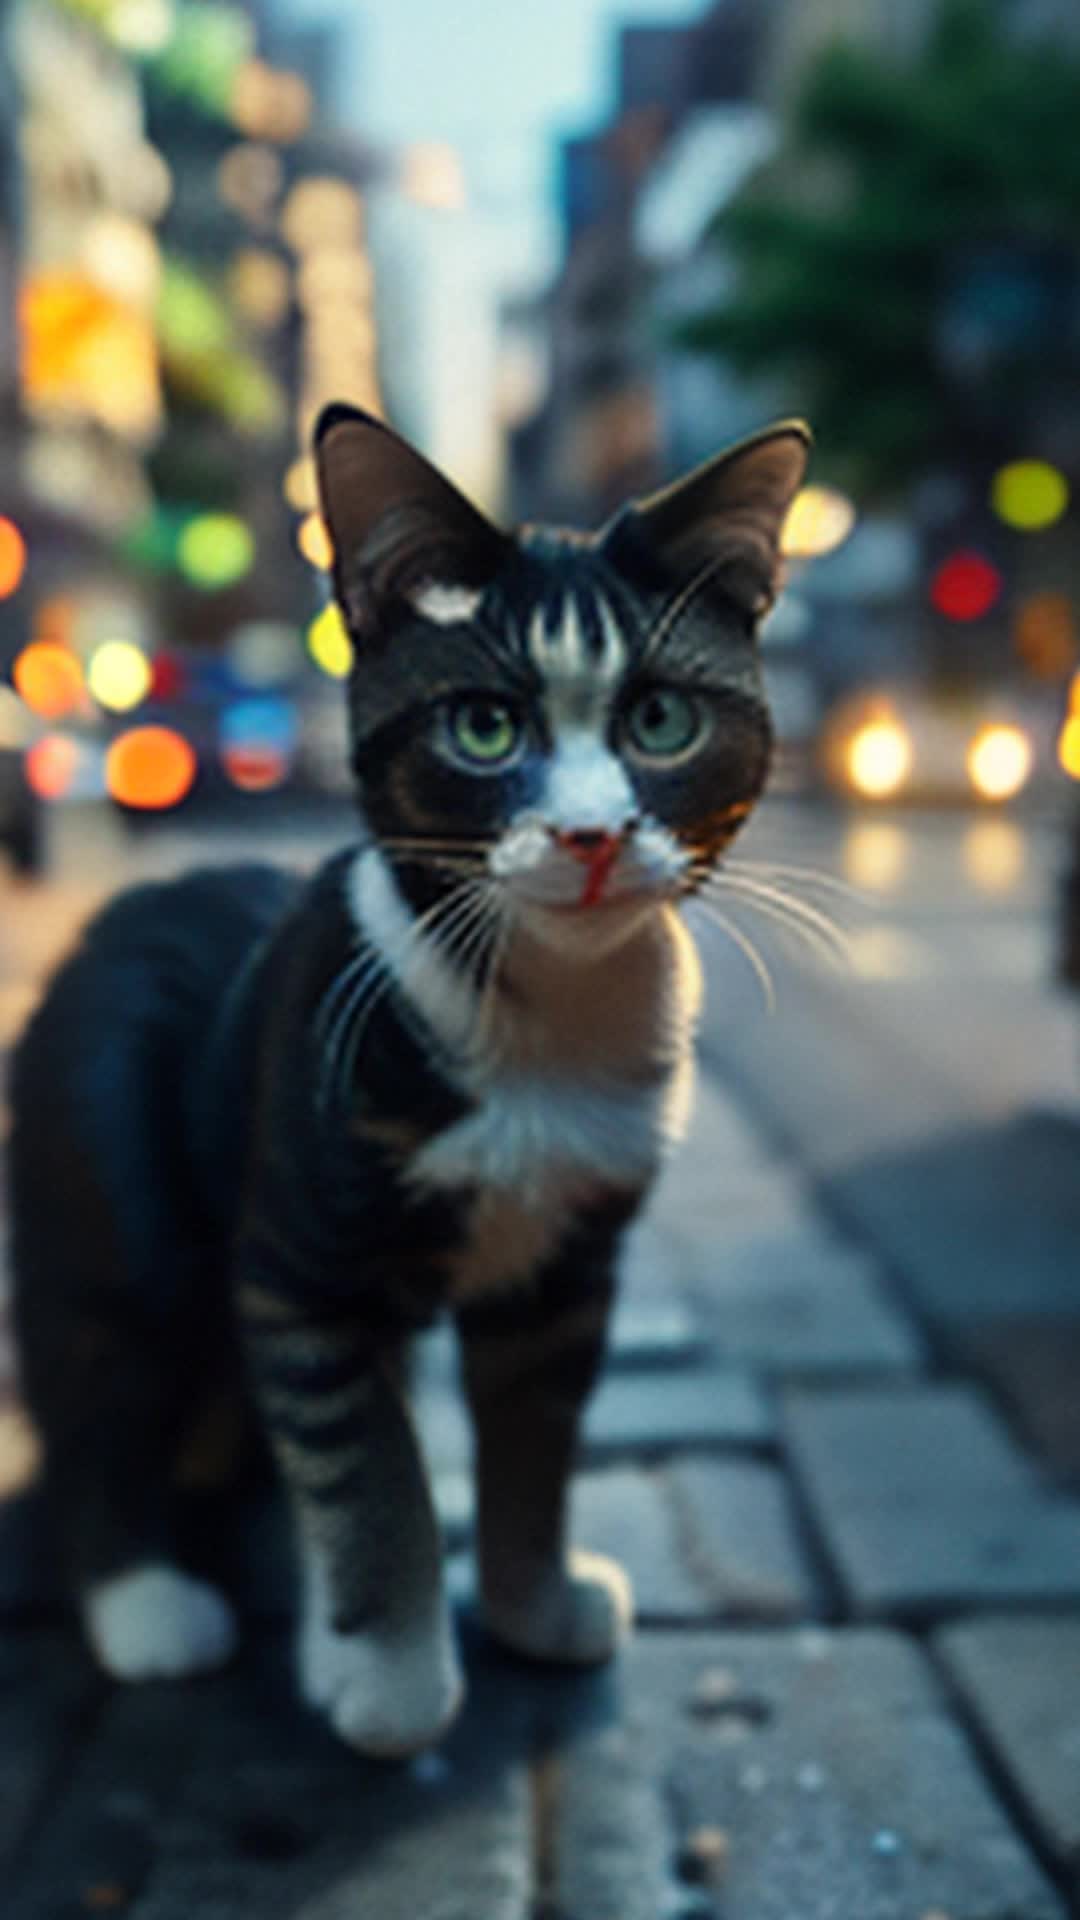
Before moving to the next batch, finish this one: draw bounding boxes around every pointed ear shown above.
[610,421,812,620]
[314,404,509,638]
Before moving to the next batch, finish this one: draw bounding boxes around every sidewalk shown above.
[1,1061,1079,1918]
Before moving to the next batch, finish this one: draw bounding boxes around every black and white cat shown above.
[9,405,809,1757]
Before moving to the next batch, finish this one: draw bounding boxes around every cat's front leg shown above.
[241,1289,462,1757]
[457,1215,633,1665]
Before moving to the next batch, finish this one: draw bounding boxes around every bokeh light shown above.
[930,551,1002,622]
[227,249,292,330]
[991,459,1069,532]
[0,518,28,599]
[25,734,80,801]
[283,457,318,511]
[965,723,1032,801]
[841,820,910,892]
[88,640,153,713]
[1059,715,1080,780]
[297,512,334,570]
[307,602,353,678]
[781,485,856,559]
[13,643,85,720]
[1014,591,1076,679]
[178,513,255,589]
[220,695,296,790]
[846,718,912,799]
[228,622,299,686]
[106,0,176,56]
[106,726,197,810]
[962,819,1026,893]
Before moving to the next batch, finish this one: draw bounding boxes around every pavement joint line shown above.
[924,1627,1080,1915]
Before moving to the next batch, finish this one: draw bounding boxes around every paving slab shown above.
[662,1221,922,1378]
[547,1628,1065,1920]
[0,1632,103,1871]
[936,1614,1080,1883]
[584,1365,772,1460]
[827,1111,1080,1327]
[959,1318,1080,1483]
[667,1458,819,1620]
[6,1635,536,1920]
[784,1384,1080,1619]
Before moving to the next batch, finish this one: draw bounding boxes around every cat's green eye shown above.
[448,698,521,767]
[624,688,705,760]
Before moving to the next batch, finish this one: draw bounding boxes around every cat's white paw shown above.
[483,1548,633,1665]
[299,1610,464,1758]
[84,1563,237,1681]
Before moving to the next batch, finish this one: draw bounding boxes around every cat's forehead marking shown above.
[525,588,627,691]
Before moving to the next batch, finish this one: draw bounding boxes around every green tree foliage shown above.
[676,0,1080,498]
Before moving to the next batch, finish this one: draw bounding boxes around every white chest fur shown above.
[346,849,702,1298]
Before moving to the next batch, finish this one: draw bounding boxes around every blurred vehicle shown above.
[819,684,1062,808]
[0,744,43,875]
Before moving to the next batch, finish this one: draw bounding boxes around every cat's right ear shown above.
[314,404,509,641]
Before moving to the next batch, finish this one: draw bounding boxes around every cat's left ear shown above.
[314,404,510,639]
[606,420,812,621]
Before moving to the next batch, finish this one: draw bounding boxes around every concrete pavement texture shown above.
[1,801,1079,1916]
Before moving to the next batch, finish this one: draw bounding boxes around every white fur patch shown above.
[409,582,484,626]
[345,843,704,1302]
[84,1564,236,1681]
[298,1533,463,1757]
[542,729,638,836]
[346,847,483,1062]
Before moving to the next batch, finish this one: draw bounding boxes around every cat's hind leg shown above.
[9,1060,237,1681]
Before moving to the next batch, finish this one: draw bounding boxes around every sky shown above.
[286,0,703,290]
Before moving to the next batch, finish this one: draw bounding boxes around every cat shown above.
[8,404,809,1758]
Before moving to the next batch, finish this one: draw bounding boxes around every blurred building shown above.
[0,0,388,821]
[511,0,780,525]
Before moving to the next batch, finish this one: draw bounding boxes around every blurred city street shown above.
[4,0,1080,1912]
[2,795,1080,1917]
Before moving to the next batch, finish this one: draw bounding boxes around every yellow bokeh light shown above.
[1058,714,1080,780]
[88,640,153,713]
[962,818,1025,893]
[965,723,1033,802]
[283,456,318,511]
[845,719,912,799]
[841,820,910,892]
[227,249,292,330]
[991,460,1069,532]
[307,603,352,678]
[782,486,856,560]
[297,512,334,570]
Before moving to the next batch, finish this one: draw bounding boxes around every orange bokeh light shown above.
[105,726,197,810]
[0,518,27,598]
[13,642,85,719]
[25,733,80,800]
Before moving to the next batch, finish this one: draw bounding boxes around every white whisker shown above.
[709,871,855,970]
[688,899,776,1012]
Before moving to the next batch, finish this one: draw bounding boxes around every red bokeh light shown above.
[930,551,1003,623]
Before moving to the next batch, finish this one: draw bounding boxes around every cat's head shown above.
[315,404,809,956]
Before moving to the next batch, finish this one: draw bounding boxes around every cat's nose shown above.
[553,824,635,862]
